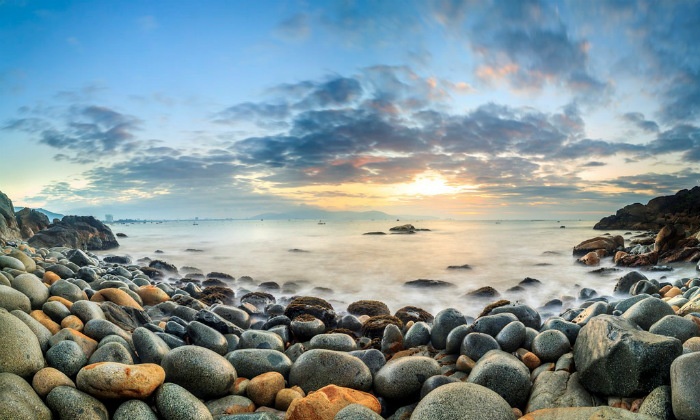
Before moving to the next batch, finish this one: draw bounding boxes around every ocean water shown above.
[96,219,699,318]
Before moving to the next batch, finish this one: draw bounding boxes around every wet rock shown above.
[286,384,381,420]
[0,372,52,420]
[239,329,285,352]
[226,349,293,379]
[290,314,326,341]
[621,297,675,330]
[46,386,109,420]
[361,315,403,340]
[404,279,455,289]
[461,332,500,361]
[467,349,532,408]
[76,362,165,399]
[289,349,373,393]
[161,345,237,399]
[572,235,624,256]
[431,308,466,350]
[132,326,170,364]
[374,356,440,401]
[495,321,526,352]
[284,296,336,328]
[11,273,49,309]
[649,315,699,343]
[347,300,390,317]
[531,330,571,362]
[28,215,119,250]
[335,403,384,420]
[393,306,433,324]
[310,333,357,352]
[464,286,500,298]
[155,382,213,420]
[526,371,595,413]
[404,321,431,349]
[0,308,45,377]
[540,318,581,346]
[411,382,514,420]
[348,349,386,378]
[187,320,228,355]
[88,342,133,365]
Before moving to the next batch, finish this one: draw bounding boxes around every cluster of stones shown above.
[2,241,700,419]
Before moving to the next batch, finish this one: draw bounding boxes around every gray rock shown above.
[46,385,109,419]
[373,356,441,400]
[0,372,52,420]
[523,327,539,350]
[0,308,45,377]
[88,341,133,365]
[410,382,514,420]
[238,330,284,352]
[649,315,699,343]
[614,293,651,313]
[290,316,326,341]
[187,320,229,355]
[44,263,76,279]
[47,340,89,377]
[289,349,372,393]
[671,352,700,420]
[444,324,469,354]
[205,395,255,418]
[226,349,292,379]
[419,374,460,399]
[212,305,251,329]
[525,371,595,413]
[11,309,52,352]
[11,273,49,309]
[0,284,31,312]
[631,279,660,296]
[0,255,26,271]
[310,333,357,352]
[572,301,609,325]
[381,324,403,354]
[622,297,676,330]
[638,385,673,420]
[133,327,170,364]
[523,407,656,419]
[348,349,386,378]
[70,300,105,323]
[155,382,213,420]
[540,317,581,345]
[683,336,700,353]
[403,321,431,349]
[161,345,237,399]
[430,308,466,349]
[467,349,531,407]
[495,320,526,352]
[83,318,131,342]
[460,332,500,361]
[113,399,158,420]
[531,330,571,362]
[469,313,518,337]
[489,303,541,330]
[43,300,71,323]
[49,280,85,303]
[574,314,682,396]
[614,271,648,295]
[334,403,383,420]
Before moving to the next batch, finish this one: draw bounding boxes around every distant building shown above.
[105,214,114,223]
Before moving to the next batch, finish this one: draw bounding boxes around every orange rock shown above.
[90,288,143,310]
[578,251,600,266]
[49,295,74,309]
[659,285,672,295]
[275,388,304,411]
[76,362,165,399]
[136,285,170,306]
[247,372,286,407]
[30,309,61,334]
[51,328,99,357]
[665,287,683,298]
[61,315,84,331]
[32,367,76,398]
[43,271,61,285]
[232,377,250,395]
[456,355,476,373]
[614,251,628,264]
[285,385,381,420]
[516,348,541,370]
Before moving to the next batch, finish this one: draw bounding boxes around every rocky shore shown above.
[1,229,700,420]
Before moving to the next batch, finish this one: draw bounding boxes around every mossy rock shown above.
[394,306,434,324]
[361,315,404,339]
[347,300,390,317]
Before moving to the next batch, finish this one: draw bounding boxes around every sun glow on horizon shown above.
[395,171,473,197]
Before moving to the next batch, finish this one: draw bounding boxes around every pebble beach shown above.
[1,232,700,420]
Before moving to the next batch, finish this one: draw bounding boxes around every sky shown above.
[1,0,699,220]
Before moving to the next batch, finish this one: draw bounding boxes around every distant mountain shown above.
[250,209,434,221]
[15,207,64,221]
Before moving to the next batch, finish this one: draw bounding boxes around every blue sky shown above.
[1,0,699,219]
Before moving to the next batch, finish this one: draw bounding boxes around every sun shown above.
[397,171,463,196]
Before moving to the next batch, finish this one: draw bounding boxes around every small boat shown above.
[318,220,326,225]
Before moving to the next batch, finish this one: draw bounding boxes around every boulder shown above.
[76,362,165,399]
[0,372,52,420]
[288,349,372,393]
[573,315,682,396]
[526,371,595,413]
[670,352,700,420]
[410,382,514,420]
[15,207,50,239]
[467,349,532,408]
[28,215,119,250]
[0,191,22,243]
[572,235,624,256]
[286,385,381,420]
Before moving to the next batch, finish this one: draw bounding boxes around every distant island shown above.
[14,207,64,221]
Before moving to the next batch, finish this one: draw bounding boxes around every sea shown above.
[96,219,700,318]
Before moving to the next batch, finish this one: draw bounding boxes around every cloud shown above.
[274,13,311,41]
[621,112,659,133]
[647,124,700,161]
[581,161,606,167]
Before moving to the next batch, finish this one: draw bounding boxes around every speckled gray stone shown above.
[83,318,131,342]
[187,320,228,355]
[622,297,676,330]
[133,326,171,364]
[470,313,519,337]
[226,348,292,379]
[0,284,31,312]
[532,329,571,362]
[671,352,700,420]
[289,349,372,393]
[419,374,460,399]
[238,330,285,352]
[113,399,158,420]
[373,356,441,400]
[70,300,106,323]
[49,280,85,303]
[348,349,386,378]
[161,345,237,399]
[430,308,466,349]
[0,255,26,271]
[309,333,357,352]
[11,273,49,310]
[0,372,52,420]
[460,332,500,361]
[649,315,699,343]
[525,371,595,413]
[0,308,45,377]
[47,340,88,377]
[445,324,469,354]
[541,317,581,345]
[155,382,213,420]
[88,341,134,365]
[489,303,541,330]
[638,385,673,420]
[495,320,526,352]
[11,309,52,352]
[403,321,431,349]
[411,382,514,420]
[42,300,71,323]
[468,349,531,407]
[334,403,384,419]
[211,305,251,329]
[46,385,108,420]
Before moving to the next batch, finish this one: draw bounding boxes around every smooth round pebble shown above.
[289,349,373,393]
[373,356,441,400]
[32,367,76,398]
[309,333,357,352]
[161,345,237,399]
[239,330,285,352]
[461,332,500,361]
[113,399,158,420]
[133,327,171,364]
[335,403,384,419]
[246,371,286,407]
[46,386,109,420]
[77,362,165,399]
[467,350,532,407]
[0,372,52,420]
[532,329,571,362]
[0,309,46,377]
[495,321,526,352]
[155,382,213,420]
[411,382,514,420]
[47,340,89,377]
[431,308,466,349]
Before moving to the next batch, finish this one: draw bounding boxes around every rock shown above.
[403,279,455,289]
[88,341,133,365]
[206,395,256,417]
[410,382,514,420]
[32,367,76,398]
[649,315,699,343]
[310,333,357,352]
[404,321,431,349]
[419,374,460,399]
[671,352,700,420]
[373,356,440,400]
[70,300,105,324]
[616,250,659,267]
[522,406,657,419]
[526,371,595,413]
[381,324,403,354]
[11,273,48,310]
[76,362,165,399]
[638,385,673,420]
[335,403,384,420]
[49,327,99,358]
[8,249,37,272]
[0,284,31,312]
[347,300,390,317]
[136,285,170,306]
[212,305,251,329]
[155,382,213,420]
[0,308,45,377]
[630,279,660,295]
[578,251,600,266]
[489,303,541,330]
[572,235,624,256]
[464,286,500,298]
[132,327,170,364]
[430,308,466,349]
[14,207,50,239]
[461,332,500,361]
[246,371,285,407]
[467,349,531,408]
[289,349,373,393]
[0,191,22,242]
[28,215,119,250]
[621,297,675,330]
[187,320,228,355]
[284,296,336,328]
[227,349,293,379]
[0,255,26,271]
[46,386,109,420]
[348,349,386,378]
[393,306,433,324]
[239,329,285,352]
[655,224,687,253]
[573,314,682,396]
[113,400,158,420]
[290,315,327,341]
[390,224,416,232]
[678,293,700,316]
[531,330,571,362]
[286,385,381,420]
[47,340,89,377]
[470,313,518,336]
[0,372,52,420]
[90,288,143,310]
[161,345,237,399]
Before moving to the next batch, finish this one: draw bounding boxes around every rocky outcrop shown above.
[15,208,50,239]
[0,191,22,244]
[28,216,119,250]
[572,235,624,257]
[594,186,700,231]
